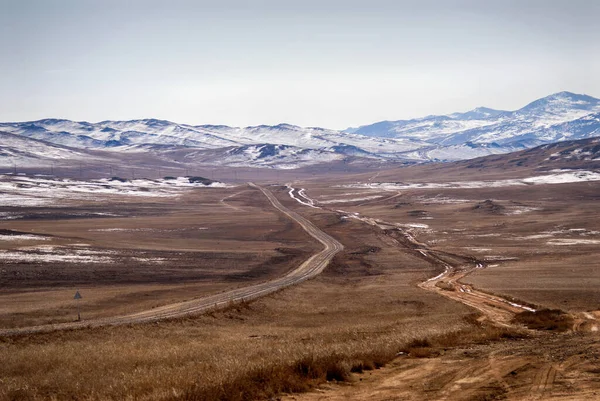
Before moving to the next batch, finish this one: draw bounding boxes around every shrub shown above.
[512,309,573,332]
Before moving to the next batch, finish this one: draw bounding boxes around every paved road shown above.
[0,184,343,336]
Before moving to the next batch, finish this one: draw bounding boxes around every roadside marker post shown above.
[74,290,82,321]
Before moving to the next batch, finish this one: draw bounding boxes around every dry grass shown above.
[398,314,529,358]
[156,317,529,401]
[4,177,598,400]
[172,352,388,401]
[512,309,574,332]
[0,212,472,401]
[434,281,455,291]
[0,186,318,328]
[307,179,600,312]
[0,291,466,400]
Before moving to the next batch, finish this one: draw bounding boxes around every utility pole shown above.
[74,290,82,321]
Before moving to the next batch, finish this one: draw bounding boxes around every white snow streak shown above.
[346,170,600,190]
[286,185,319,208]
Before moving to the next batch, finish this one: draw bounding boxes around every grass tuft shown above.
[512,309,574,332]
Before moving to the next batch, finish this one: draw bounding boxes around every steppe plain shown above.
[1,157,599,400]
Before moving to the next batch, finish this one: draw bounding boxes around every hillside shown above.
[1,92,599,170]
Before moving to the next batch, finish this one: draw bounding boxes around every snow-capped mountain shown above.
[448,107,506,121]
[0,119,428,169]
[0,131,109,167]
[398,141,521,162]
[0,118,241,149]
[1,91,599,169]
[0,120,424,154]
[165,143,346,170]
[347,92,600,147]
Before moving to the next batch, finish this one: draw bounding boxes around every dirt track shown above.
[288,186,534,327]
[283,186,600,401]
[0,184,343,336]
[287,185,599,332]
[285,333,600,401]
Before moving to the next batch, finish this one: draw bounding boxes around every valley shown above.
[1,138,599,400]
[3,1,598,399]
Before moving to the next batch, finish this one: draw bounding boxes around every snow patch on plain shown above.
[414,196,471,204]
[0,175,231,206]
[319,195,384,204]
[484,256,519,261]
[0,234,49,241]
[345,170,600,190]
[467,247,492,252]
[0,234,50,241]
[547,239,600,245]
[0,250,114,264]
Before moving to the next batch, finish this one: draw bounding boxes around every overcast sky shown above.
[1,0,598,129]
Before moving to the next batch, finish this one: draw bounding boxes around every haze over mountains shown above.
[1,91,599,170]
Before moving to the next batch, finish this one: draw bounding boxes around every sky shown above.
[1,0,598,129]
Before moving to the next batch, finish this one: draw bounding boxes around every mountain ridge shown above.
[1,91,599,169]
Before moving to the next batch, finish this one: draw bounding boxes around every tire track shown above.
[530,363,557,398]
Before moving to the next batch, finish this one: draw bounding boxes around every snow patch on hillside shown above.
[2,92,600,167]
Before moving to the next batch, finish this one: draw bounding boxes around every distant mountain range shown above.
[346,91,600,149]
[1,91,599,169]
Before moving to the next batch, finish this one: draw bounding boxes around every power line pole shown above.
[74,290,82,321]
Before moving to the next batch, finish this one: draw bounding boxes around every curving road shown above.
[0,184,343,336]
